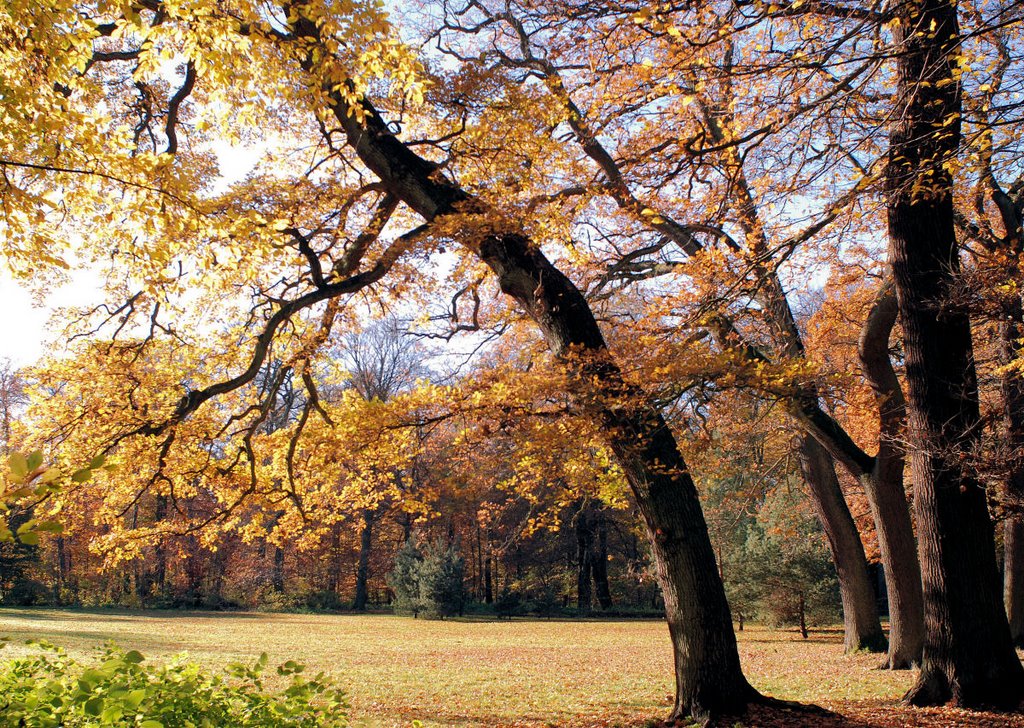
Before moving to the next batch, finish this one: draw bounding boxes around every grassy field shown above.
[0,608,1019,727]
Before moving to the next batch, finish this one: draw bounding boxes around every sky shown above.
[0,141,264,368]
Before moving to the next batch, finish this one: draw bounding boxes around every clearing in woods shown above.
[0,608,1020,727]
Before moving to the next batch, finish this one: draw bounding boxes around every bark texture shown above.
[856,282,924,668]
[1001,297,1024,646]
[888,0,1024,707]
[353,508,374,611]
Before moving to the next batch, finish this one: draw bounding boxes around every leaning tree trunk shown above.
[1000,295,1024,646]
[289,14,761,717]
[888,0,1024,707]
[353,509,374,611]
[796,436,887,653]
[480,233,759,720]
[857,280,924,668]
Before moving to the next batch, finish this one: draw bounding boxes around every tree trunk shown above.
[484,552,493,605]
[353,509,374,611]
[796,435,887,653]
[857,281,925,668]
[576,503,594,615]
[272,546,285,593]
[889,0,1024,707]
[480,232,759,720]
[153,494,167,593]
[593,513,614,610]
[1001,296,1024,647]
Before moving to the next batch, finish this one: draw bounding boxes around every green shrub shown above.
[417,541,464,619]
[387,538,464,619]
[0,642,348,727]
[387,538,425,617]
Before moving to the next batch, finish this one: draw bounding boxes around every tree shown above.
[1,2,760,720]
[885,0,1024,707]
[388,537,425,618]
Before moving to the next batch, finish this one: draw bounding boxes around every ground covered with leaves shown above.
[0,609,1020,727]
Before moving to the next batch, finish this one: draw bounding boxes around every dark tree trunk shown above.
[289,22,760,717]
[53,536,66,606]
[484,553,493,604]
[857,281,925,668]
[593,513,613,610]
[1001,296,1024,646]
[799,593,808,640]
[796,436,887,653]
[888,0,1024,707]
[576,504,594,615]
[272,546,285,593]
[327,523,341,595]
[153,494,167,593]
[353,509,374,611]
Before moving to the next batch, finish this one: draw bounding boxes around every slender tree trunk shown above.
[593,513,613,610]
[1001,296,1024,646]
[272,546,285,593]
[327,523,341,595]
[857,281,925,668]
[153,494,167,593]
[796,436,887,653]
[576,504,594,615]
[353,509,374,611]
[889,0,1024,707]
[799,593,808,640]
[484,552,493,604]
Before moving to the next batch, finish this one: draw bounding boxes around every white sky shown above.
[0,142,263,369]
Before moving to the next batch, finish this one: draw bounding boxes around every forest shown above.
[1,0,1024,725]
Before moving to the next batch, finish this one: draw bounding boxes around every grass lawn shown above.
[0,608,1020,727]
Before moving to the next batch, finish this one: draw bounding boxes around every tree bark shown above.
[593,512,614,610]
[353,508,374,611]
[856,281,925,668]
[888,0,1024,707]
[1001,296,1024,646]
[576,504,594,615]
[796,435,887,653]
[272,546,285,593]
[484,552,493,604]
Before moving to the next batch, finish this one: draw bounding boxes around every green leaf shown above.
[101,705,123,722]
[34,521,63,534]
[39,467,61,484]
[71,469,92,483]
[125,688,147,708]
[26,451,43,471]
[19,531,40,546]
[124,650,145,664]
[88,454,106,469]
[140,721,164,728]
[84,696,103,716]
[8,452,28,478]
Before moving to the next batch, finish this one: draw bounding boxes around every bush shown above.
[387,538,425,617]
[387,538,465,619]
[418,541,464,619]
[0,642,348,727]
[495,588,522,619]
